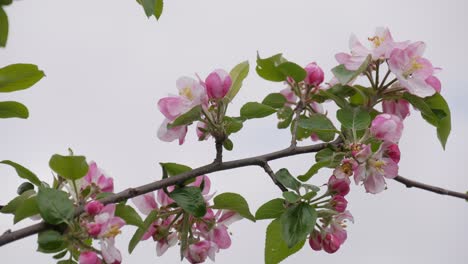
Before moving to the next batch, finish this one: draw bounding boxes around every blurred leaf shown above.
[276,62,306,83]
[14,196,39,223]
[0,101,28,118]
[213,192,255,221]
[223,61,249,104]
[0,189,35,214]
[282,191,300,203]
[262,93,287,109]
[0,7,7,47]
[255,198,285,220]
[168,105,201,128]
[128,210,158,253]
[49,154,88,181]
[256,53,287,82]
[154,0,163,19]
[265,219,305,264]
[297,161,329,182]
[17,182,35,195]
[1,160,41,186]
[115,204,143,228]
[275,169,301,192]
[37,187,74,225]
[223,138,233,151]
[170,186,206,217]
[37,230,65,252]
[277,106,293,129]
[0,64,45,92]
[280,202,316,248]
[240,102,276,119]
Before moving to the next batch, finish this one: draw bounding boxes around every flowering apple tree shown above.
[0,17,466,264]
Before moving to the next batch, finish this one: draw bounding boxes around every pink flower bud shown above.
[322,233,342,254]
[79,251,101,264]
[185,240,218,264]
[309,230,323,251]
[383,142,401,163]
[370,114,404,143]
[304,62,324,86]
[351,144,372,163]
[382,99,410,120]
[87,223,102,237]
[328,175,350,196]
[85,201,104,215]
[330,195,348,213]
[205,69,232,99]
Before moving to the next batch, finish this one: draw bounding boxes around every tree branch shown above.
[260,162,287,192]
[393,176,468,200]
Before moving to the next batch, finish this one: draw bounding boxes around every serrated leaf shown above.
[168,105,201,128]
[262,93,287,109]
[0,101,29,118]
[297,114,337,142]
[255,198,285,220]
[14,196,39,223]
[115,204,143,228]
[128,210,159,253]
[265,219,306,264]
[37,187,74,225]
[169,186,206,217]
[49,154,89,181]
[0,63,45,92]
[275,169,301,192]
[240,102,276,119]
[1,160,41,186]
[280,202,316,248]
[213,192,255,221]
[223,61,249,104]
[337,107,371,131]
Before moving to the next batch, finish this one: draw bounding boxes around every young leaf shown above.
[37,187,74,225]
[280,202,316,248]
[265,219,306,264]
[331,55,371,85]
[282,191,300,203]
[402,93,438,125]
[297,161,329,182]
[0,101,29,118]
[256,53,286,82]
[262,93,287,109]
[223,61,249,104]
[276,62,306,83]
[297,114,337,142]
[169,186,206,217]
[17,182,35,194]
[154,0,163,20]
[336,107,371,131]
[37,230,65,252]
[159,162,192,176]
[128,210,158,253]
[277,106,294,129]
[255,198,285,220]
[14,196,39,224]
[1,160,41,186]
[141,0,156,17]
[0,64,45,92]
[275,169,301,192]
[0,7,7,47]
[240,102,276,119]
[213,192,255,221]
[223,138,234,151]
[224,116,243,135]
[423,93,451,149]
[0,189,35,214]
[115,204,144,228]
[168,105,202,128]
[49,154,89,181]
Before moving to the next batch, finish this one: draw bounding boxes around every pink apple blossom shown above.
[177,77,208,106]
[382,141,401,163]
[370,113,404,143]
[333,159,356,179]
[309,230,323,251]
[280,88,297,106]
[388,41,440,97]
[158,96,192,121]
[157,119,188,145]
[330,195,348,213]
[382,99,410,120]
[81,161,114,195]
[350,143,372,163]
[185,240,218,264]
[196,121,210,141]
[156,233,178,256]
[132,192,158,215]
[100,238,122,264]
[85,201,104,216]
[79,251,101,264]
[204,69,232,99]
[304,62,324,86]
[328,175,350,196]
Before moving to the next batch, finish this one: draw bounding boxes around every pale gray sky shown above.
[1,0,468,263]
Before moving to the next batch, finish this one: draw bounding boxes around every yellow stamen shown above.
[179,86,194,100]
[368,36,385,47]
[104,225,122,238]
[403,58,423,79]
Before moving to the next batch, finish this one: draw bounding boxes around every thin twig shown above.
[393,176,468,200]
[214,138,223,163]
[260,162,287,192]
[290,103,305,147]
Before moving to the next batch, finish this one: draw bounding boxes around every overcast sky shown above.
[1,0,468,263]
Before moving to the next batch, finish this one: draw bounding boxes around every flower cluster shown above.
[157,69,233,144]
[132,175,242,264]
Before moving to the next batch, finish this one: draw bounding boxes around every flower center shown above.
[180,86,194,100]
[104,225,122,238]
[368,36,384,47]
[403,58,423,79]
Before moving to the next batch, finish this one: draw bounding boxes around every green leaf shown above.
[336,107,371,131]
[141,0,156,17]
[168,105,202,128]
[297,114,337,142]
[128,210,159,253]
[49,154,89,181]
[276,62,306,83]
[265,219,306,264]
[280,202,316,248]
[298,147,347,181]
[402,93,437,125]
[1,160,41,186]
[297,161,329,182]
[213,192,255,221]
[256,53,287,82]
[169,186,206,217]
[332,55,371,85]
[0,7,7,47]
[224,116,243,135]
[277,106,294,129]
[17,182,35,194]
[423,93,451,149]
[319,89,349,109]
[57,260,76,264]
[275,169,301,192]
[0,0,13,6]
[0,189,35,214]
[223,61,249,104]
[223,138,233,151]
[52,250,68,260]
[14,196,39,223]
[115,204,143,228]
[262,93,287,109]
[160,162,192,176]
[0,101,29,118]
[0,64,45,92]
[37,187,74,225]
[154,0,163,20]
[240,102,276,119]
[37,230,65,252]
[255,198,285,220]
[282,191,300,203]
